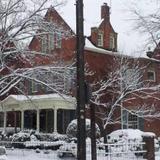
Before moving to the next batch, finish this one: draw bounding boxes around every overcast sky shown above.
[57,0,159,57]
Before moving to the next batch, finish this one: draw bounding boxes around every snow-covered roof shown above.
[22,5,159,62]
[0,94,76,111]
[84,38,117,55]
[84,38,160,62]
[2,94,75,103]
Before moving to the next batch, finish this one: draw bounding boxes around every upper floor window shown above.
[64,68,76,92]
[48,33,54,51]
[31,80,38,93]
[122,68,140,90]
[97,32,103,47]
[41,35,47,53]
[109,33,115,50]
[147,70,155,81]
[55,32,62,48]
[41,32,62,53]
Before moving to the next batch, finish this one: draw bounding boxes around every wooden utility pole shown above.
[90,104,97,160]
[76,0,86,160]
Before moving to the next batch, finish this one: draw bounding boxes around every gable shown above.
[28,6,76,63]
[44,7,74,34]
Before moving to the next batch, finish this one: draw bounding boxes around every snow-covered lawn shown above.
[6,149,75,160]
[4,148,160,160]
[4,148,157,160]
[2,129,159,160]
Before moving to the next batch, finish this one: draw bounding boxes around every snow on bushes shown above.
[66,119,100,138]
[12,130,68,142]
[107,129,143,143]
[10,130,68,149]
[106,129,159,153]
[12,131,31,142]
[35,132,68,142]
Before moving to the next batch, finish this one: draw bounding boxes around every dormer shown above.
[90,3,117,51]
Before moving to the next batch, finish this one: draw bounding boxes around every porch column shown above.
[3,111,7,132]
[54,109,57,132]
[21,110,24,131]
[36,109,40,132]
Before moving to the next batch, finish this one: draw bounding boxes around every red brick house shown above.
[1,2,160,137]
[28,3,160,136]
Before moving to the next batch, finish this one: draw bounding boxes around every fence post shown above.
[142,133,155,160]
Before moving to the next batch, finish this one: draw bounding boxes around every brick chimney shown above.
[101,3,110,21]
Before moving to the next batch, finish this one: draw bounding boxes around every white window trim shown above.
[31,81,38,93]
[56,32,62,48]
[41,35,47,53]
[122,109,139,129]
[147,70,156,82]
[109,34,115,49]
[97,32,103,47]
[48,33,54,51]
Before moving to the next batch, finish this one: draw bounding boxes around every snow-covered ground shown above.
[2,129,159,160]
[6,149,75,160]
[5,148,160,160]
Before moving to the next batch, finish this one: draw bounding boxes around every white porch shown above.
[0,94,76,133]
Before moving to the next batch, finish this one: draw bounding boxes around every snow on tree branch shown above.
[0,0,76,101]
[86,55,160,130]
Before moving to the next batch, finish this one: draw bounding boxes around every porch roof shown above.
[0,94,76,111]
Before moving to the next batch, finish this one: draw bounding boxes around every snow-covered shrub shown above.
[12,130,68,142]
[106,129,159,155]
[66,119,100,138]
[12,132,31,142]
[24,140,65,150]
[11,131,31,148]
[11,130,68,149]
[0,127,21,140]
[35,132,68,141]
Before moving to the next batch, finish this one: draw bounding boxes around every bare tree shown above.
[0,0,76,99]
[128,0,160,49]
[87,55,160,139]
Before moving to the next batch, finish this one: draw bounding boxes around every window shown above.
[41,35,47,53]
[44,69,65,93]
[122,109,144,130]
[128,114,138,129]
[31,81,38,93]
[64,68,76,92]
[109,33,115,49]
[48,34,54,51]
[122,68,140,90]
[55,32,62,48]
[97,32,103,47]
[41,32,62,53]
[45,72,53,92]
[17,81,25,92]
[147,71,155,81]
